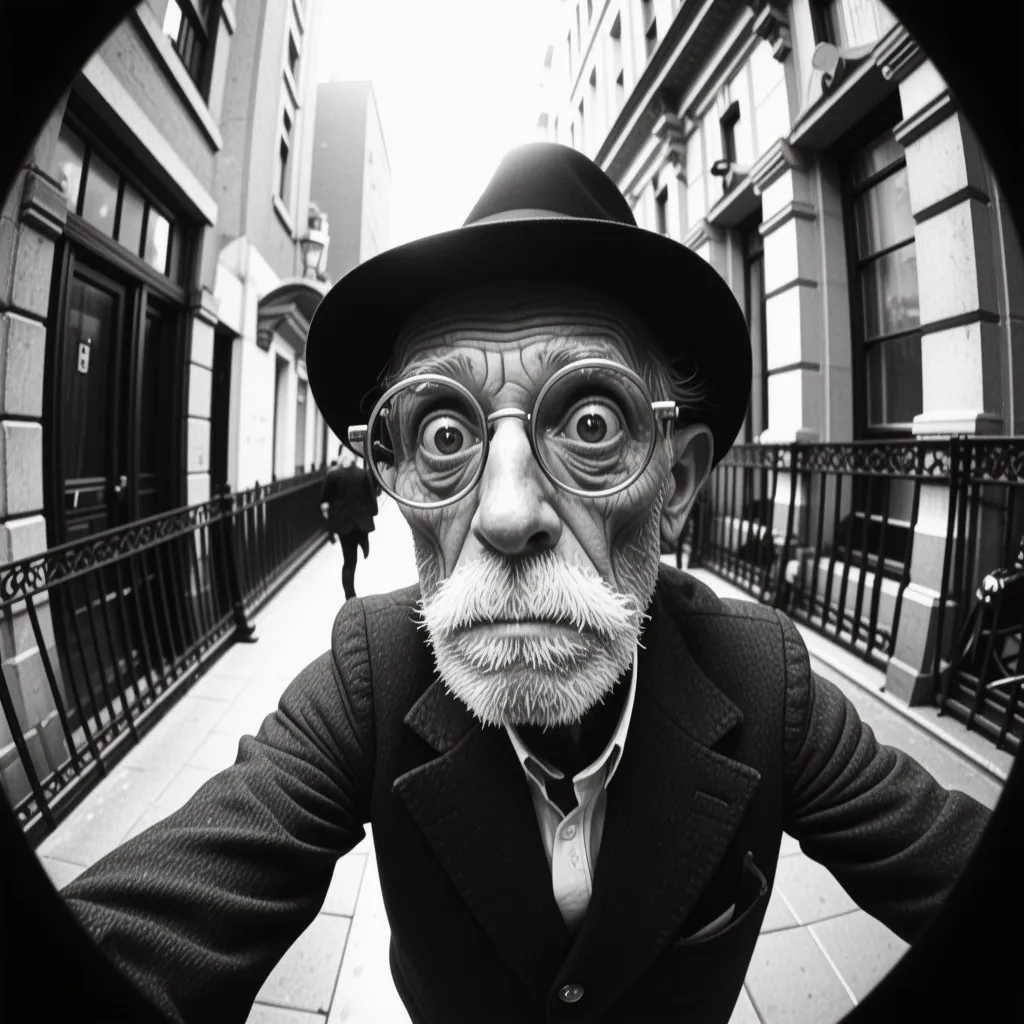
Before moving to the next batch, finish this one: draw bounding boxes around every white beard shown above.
[416,515,663,728]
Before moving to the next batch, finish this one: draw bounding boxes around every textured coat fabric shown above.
[320,464,378,537]
[60,566,990,1024]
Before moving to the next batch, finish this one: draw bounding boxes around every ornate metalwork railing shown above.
[678,439,1023,712]
[0,471,328,845]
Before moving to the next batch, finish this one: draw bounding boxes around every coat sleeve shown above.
[58,600,376,1024]
[777,611,991,944]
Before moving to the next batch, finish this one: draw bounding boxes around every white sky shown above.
[316,0,556,248]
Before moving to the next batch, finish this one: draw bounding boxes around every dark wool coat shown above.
[320,463,378,538]
[60,565,990,1024]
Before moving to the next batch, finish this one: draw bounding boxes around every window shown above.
[843,124,920,435]
[642,0,658,59]
[278,103,295,203]
[54,120,186,283]
[553,114,560,142]
[567,32,573,80]
[162,0,217,97]
[719,99,741,180]
[815,0,897,47]
[655,186,668,236]
[576,4,582,49]
[586,0,593,21]
[610,13,625,110]
[287,31,300,80]
[578,99,586,151]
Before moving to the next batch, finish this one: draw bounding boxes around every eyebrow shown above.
[397,337,629,387]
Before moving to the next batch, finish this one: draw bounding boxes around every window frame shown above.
[839,97,921,439]
[162,0,220,100]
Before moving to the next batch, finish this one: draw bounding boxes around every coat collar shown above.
[395,568,761,1016]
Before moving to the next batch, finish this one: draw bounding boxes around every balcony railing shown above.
[678,437,1023,749]
[0,471,329,845]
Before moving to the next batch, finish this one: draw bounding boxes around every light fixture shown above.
[710,158,732,177]
[299,202,330,281]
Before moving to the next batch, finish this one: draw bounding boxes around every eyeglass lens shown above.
[368,365,655,507]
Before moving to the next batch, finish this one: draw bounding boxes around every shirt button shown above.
[561,825,577,841]
[558,983,584,1003]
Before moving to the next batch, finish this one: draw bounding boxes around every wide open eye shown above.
[419,413,480,457]
[563,400,624,444]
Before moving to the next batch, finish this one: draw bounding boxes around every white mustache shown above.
[419,550,642,641]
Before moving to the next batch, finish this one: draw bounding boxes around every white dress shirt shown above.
[505,652,638,933]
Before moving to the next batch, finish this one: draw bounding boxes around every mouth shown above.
[464,618,586,637]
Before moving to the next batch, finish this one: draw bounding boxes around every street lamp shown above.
[300,202,330,281]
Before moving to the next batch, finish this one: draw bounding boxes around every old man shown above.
[59,144,989,1024]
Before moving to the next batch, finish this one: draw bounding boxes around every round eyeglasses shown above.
[347,358,680,511]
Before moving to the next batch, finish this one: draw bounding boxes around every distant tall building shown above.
[311,80,392,284]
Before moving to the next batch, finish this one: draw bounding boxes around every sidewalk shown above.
[35,500,1003,1024]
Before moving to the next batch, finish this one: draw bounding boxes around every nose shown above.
[472,419,562,557]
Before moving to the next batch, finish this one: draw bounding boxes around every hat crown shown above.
[463,143,637,228]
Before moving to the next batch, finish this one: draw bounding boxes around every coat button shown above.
[558,983,584,1003]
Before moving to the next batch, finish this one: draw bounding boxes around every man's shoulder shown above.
[656,562,780,626]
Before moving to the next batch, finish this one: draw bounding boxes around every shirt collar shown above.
[504,648,638,789]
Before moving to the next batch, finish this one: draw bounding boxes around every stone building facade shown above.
[0,0,331,804]
[542,0,1024,706]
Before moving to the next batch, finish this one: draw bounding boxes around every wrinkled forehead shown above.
[391,282,660,377]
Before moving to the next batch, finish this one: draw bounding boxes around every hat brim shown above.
[305,217,752,467]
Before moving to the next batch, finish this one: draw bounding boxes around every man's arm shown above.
[778,612,991,945]
[58,602,375,1024]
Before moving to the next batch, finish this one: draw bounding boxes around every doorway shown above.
[209,328,234,494]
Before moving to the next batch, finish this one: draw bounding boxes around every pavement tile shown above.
[212,637,283,679]
[212,694,279,741]
[728,985,762,1024]
[772,854,857,925]
[187,672,250,703]
[760,883,799,933]
[36,764,176,867]
[322,853,368,917]
[38,855,86,888]
[256,914,351,1015]
[810,910,909,1002]
[124,764,218,840]
[119,694,230,772]
[188,730,243,772]
[779,832,800,858]
[744,926,854,1024]
[326,850,409,1023]
[246,1005,326,1023]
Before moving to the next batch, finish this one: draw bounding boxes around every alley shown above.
[36,498,1003,1024]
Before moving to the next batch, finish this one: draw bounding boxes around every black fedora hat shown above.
[305,142,751,466]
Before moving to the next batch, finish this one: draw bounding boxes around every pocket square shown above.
[683,903,736,941]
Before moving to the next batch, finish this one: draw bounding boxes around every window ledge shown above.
[131,6,224,152]
[272,194,296,237]
[221,0,237,34]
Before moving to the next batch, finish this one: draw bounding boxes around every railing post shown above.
[771,444,800,610]
[218,485,257,644]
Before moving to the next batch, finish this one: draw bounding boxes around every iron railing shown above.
[935,439,1024,752]
[0,471,328,845]
[679,438,1023,747]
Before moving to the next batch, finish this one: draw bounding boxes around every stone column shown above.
[186,288,218,506]
[884,50,1007,704]
[0,102,72,806]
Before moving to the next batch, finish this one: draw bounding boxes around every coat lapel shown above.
[557,586,762,1018]
[394,672,573,1007]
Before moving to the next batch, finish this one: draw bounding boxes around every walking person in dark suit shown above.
[319,445,377,599]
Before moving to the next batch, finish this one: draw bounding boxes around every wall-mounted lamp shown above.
[299,202,330,281]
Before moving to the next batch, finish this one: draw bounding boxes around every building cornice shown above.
[598,0,750,183]
[758,199,816,237]
[873,23,924,83]
[750,138,806,195]
[750,2,791,62]
[683,217,725,251]
[893,89,957,148]
[19,170,67,241]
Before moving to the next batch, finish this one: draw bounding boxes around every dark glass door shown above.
[59,263,130,543]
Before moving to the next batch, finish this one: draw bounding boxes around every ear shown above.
[660,423,714,551]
